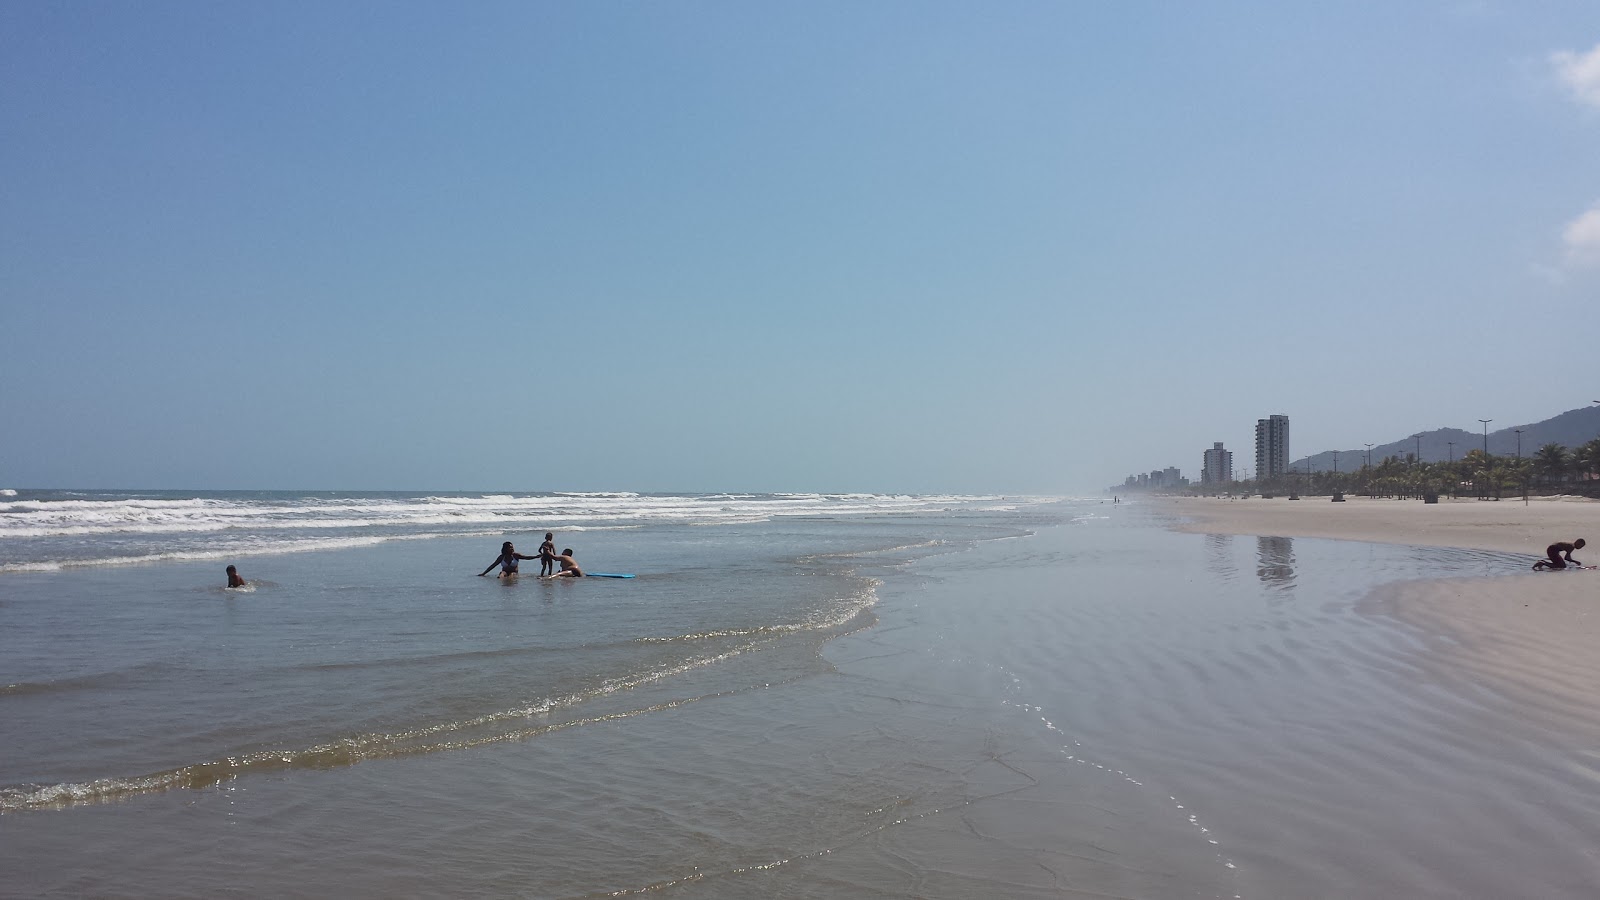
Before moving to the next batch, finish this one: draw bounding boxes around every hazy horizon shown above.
[5,3,1598,494]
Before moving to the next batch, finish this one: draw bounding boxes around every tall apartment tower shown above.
[1202,442,1233,485]
[1255,415,1290,480]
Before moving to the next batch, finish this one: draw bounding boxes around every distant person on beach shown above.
[1532,538,1586,570]
[479,541,536,578]
[538,532,557,577]
[225,565,246,588]
[546,548,584,578]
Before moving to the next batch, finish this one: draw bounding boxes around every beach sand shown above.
[1167,493,1600,747]
[1165,494,1600,556]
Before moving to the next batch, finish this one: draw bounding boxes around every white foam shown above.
[1,492,1035,539]
[0,492,1061,570]
[0,530,501,573]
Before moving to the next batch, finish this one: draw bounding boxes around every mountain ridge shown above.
[1289,405,1600,473]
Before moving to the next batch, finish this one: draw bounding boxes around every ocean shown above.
[3,491,1597,898]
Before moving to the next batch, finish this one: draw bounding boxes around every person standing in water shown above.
[538,532,557,577]
[225,565,246,588]
[479,541,536,578]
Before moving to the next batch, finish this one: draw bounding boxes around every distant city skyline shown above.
[1112,403,1600,491]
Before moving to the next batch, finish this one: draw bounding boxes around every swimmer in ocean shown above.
[226,565,246,588]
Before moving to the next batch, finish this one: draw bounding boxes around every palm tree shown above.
[1532,443,1569,490]
[1501,457,1533,499]
[1577,438,1600,482]
[1460,448,1492,498]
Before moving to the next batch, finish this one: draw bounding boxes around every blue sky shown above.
[3,1,1598,493]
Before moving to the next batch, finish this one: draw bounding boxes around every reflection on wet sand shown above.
[1256,535,1295,591]
[1204,533,1236,581]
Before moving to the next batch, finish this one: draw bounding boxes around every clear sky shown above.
[3,1,1597,493]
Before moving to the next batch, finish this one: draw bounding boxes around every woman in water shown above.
[479,541,537,578]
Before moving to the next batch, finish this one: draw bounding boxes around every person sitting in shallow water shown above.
[1532,538,1586,570]
[479,541,536,578]
[226,565,247,588]
[546,549,584,578]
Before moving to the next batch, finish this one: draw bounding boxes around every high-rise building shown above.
[1255,415,1289,480]
[1202,442,1232,485]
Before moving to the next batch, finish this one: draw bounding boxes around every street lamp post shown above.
[1447,441,1454,463]
[1365,443,1373,468]
[1515,427,1527,504]
[1412,433,1423,465]
[1478,419,1494,501]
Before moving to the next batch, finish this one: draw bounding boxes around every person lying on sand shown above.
[226,565,247,588]
[480,541,537,578]
[546,549,584,578]
[1532,538,1586,570]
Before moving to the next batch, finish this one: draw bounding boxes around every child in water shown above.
[225,565,246,588]
[479,541,536,578]
[538,532,557,577]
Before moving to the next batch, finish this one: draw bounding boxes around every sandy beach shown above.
[1166,493,1600,746]
[1165,493,1600,556]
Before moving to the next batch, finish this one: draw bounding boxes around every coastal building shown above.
[1202,443,1232,485]
[1255,415,1289,480]
[1115,468,1188,492]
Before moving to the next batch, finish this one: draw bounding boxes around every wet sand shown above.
[1167,494,1600,857]
[830,514,1600,898]
[1163,496,1600,702]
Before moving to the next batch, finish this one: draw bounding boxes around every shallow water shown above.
[4,498,1595,898]
[1,496,1042,809]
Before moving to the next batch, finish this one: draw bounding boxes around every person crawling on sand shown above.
[538,532,557,577]
[226,565,246,588]
[480,541,537,578]
[546,549,584,578]
[1532,538,1586,570]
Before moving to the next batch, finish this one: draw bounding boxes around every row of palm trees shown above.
[1210,438,1600,500]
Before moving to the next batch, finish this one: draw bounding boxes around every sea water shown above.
[0,491,1048,807]
[4,493,1597,898]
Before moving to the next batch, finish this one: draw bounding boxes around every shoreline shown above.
[1161,493,1600,746]
[1161,493,1598,556]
